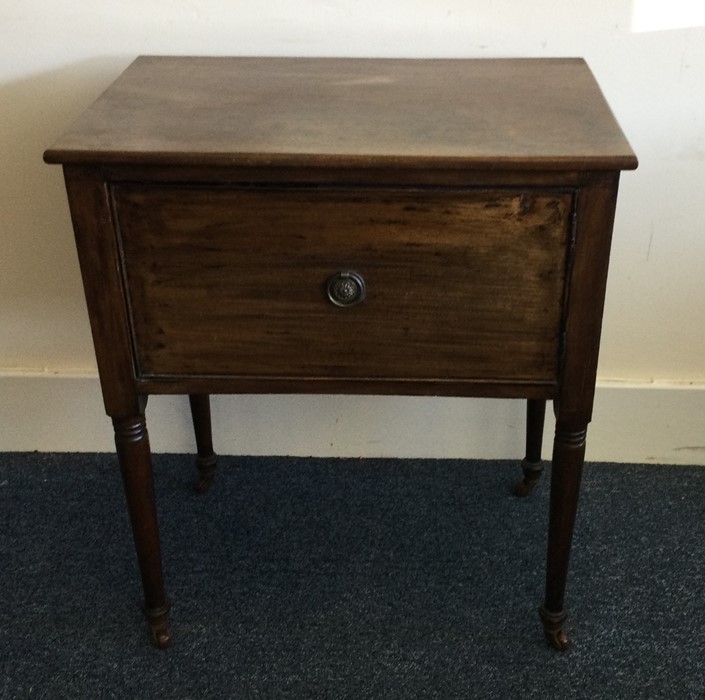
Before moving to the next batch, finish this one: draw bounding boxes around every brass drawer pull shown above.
[326,270,366,307]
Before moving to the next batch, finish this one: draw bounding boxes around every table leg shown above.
[515,399,546,497]
[540,419,587,650]
[188,394,218,493]
[113,413,172,648]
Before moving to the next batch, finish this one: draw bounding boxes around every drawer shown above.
[112,185,573,383]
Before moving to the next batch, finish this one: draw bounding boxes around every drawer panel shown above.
[112,185,572,382]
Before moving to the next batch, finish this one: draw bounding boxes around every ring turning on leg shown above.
[113,412,172,649]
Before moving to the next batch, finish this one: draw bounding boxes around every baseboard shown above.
[1,373,703,464]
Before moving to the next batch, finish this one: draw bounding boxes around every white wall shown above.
[2,1,704,463]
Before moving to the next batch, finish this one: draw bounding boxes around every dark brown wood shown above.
[188,394,217,492]
[44,56,637,650]
[113,409,171,648]
[113,185,571,383]
[515,399,547,497]
[535,174,624,649]
[43,57,637,171]
[77,162,621,188]
[138,375,557,400]
[62,166,139,416]
[557,176,622,422]
[540,421,587,650]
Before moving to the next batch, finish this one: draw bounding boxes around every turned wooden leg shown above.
[113,413,172,649]
[514,399,547,497]
[539,419,587,651]
[188,394,218,493]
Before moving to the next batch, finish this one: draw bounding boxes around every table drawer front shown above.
[112,185,572,382]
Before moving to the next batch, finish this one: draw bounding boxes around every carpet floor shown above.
[1,452,704,699]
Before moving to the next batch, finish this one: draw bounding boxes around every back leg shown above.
[514,399,546,497]
[188,394,218,493]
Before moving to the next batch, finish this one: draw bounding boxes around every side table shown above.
[45,56,637,649]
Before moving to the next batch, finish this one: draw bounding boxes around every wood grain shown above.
[113,185,572,382]
[45,57,637,171]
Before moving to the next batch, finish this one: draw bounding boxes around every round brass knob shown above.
[326,270,366,308]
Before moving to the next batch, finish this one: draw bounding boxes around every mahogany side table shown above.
[44,56,637,650]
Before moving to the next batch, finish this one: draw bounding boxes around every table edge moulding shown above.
[44,56,638,651]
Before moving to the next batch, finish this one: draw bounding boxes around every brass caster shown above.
[514,477,539,497]
[194,474,215,494]
[514,458,543,497]
[145,601,172,649]
[539,606,571,651]
[150,624,172,649]
[193,453,217,493]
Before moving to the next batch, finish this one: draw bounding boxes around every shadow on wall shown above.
[0,57,135,369]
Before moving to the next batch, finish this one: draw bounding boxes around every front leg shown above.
[540,419,587,651]
[113,412,171,648]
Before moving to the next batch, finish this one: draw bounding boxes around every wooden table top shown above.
[44,56,637,171]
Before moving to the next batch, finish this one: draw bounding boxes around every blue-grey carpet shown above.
[1,453,704,699]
